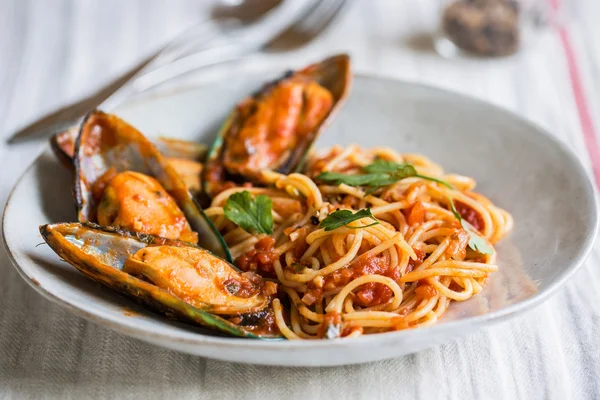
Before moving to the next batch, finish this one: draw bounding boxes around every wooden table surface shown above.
[0,0,598,398]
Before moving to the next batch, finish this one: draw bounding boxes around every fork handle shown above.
[6,21,234,143]
[5,53,158,143]
[7,22,266,143]
[7,0,315,143]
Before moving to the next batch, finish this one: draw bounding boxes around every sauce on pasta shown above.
[206,145,513,339]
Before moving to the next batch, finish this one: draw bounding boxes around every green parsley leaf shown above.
[224,191,273,235]
[363,160,410,174]
[320,208,380,231]
[463,223,493,254]
[393,164,418,179]
[316,171,393,187]
[448,198,493,255]
[365,160,453,189]
[317,161,452,193]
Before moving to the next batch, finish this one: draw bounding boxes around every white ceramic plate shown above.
[3,72,598,366]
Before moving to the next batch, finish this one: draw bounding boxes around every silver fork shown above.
[268,0,349,51]
[130,0,349,105]
[7,0,349,144]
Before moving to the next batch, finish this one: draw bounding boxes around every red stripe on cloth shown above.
[549,0,600,189]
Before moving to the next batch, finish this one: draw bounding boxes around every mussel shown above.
[204,54,351,197]
[40,223,279,338]
[51,128,206,195]
[41,55,353,340]
[72,110,229,260]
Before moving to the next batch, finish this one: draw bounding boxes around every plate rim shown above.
[3,73,598,352]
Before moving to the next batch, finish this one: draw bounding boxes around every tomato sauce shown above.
[341,325,363,337]
[407,248,425,273]
[446,230,469,259]
[222,277,260,299]
[415,283,438,299]
[235,236,279,278]
[405,201,426,226]
[455,200,484,232]
[227,308,280,337]
[353,254,400,307]
[305,253,402,308]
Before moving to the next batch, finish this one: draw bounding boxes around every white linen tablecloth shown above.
[1,0,599,398]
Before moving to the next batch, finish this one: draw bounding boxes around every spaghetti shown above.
[205,145,513,339]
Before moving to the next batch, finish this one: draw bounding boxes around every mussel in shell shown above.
[51,128,205,195]
[40,223,279,338]
[204,54,351,197]
[73,110,229,260]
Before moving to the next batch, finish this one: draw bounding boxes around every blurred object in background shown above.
[435,0,551,57]
[212,0,282,24]
[442,0,520,56]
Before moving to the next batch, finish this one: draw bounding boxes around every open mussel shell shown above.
[51,129,206,170]
[204,53,352,196]
[48,126,207,196]
[40,223,278,338]
[51,127,205,200]
[73,110,230,260]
